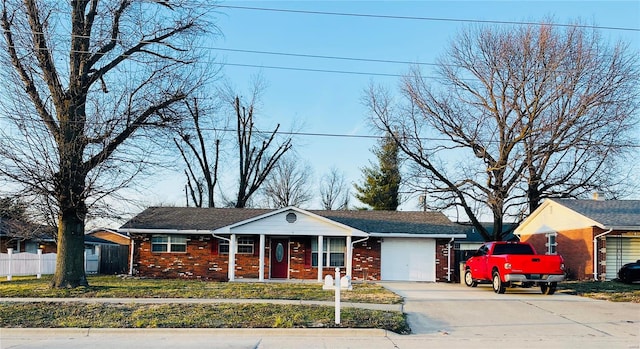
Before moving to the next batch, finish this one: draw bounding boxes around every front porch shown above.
[216,233,369,282]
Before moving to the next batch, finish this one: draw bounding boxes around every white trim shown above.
[129,239,134,275]
[515,199,605,235]
[346,236,352,279]
[369,232,466,239]
[212,206,368,237]
[259,234,265,282]
[87,227,131,240]
[593,229,613,281]
[119,228,213,235]
[317,235,323,282]
[229,234,236,281]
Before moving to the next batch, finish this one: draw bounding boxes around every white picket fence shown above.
[0,249,99,280]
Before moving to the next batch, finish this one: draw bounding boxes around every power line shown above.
[222,63,406,78]
[217,4,640,32]
[211,47,437,67]
[1,119,638,148]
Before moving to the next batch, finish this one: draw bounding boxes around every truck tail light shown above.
[504,263,512,270]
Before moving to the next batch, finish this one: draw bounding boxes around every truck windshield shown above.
[492,244,534,255]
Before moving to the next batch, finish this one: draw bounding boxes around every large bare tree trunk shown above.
[53,211,87,287]
[0,0,213,287]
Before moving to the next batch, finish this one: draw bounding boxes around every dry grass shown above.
[0,302,410,334]
[0,275,403,304]
[557,280,640,303]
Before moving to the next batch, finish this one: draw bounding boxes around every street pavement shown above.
[1,282,639,349]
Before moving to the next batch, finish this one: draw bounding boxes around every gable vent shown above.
[286,212,297,223]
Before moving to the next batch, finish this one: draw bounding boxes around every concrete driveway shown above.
[381,282,640,347]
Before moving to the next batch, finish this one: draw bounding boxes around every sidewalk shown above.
[0,297,403,312]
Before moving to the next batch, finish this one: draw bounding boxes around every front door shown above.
[270,238,289,279]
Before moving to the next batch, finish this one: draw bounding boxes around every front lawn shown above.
[0,275,409,333]
[557,280,640,302]
[0,275,403,304]
[0,302,410,333]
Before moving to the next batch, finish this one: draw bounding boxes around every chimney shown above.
[592,192,605,201]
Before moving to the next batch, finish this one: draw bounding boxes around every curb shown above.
[0,327,392,338]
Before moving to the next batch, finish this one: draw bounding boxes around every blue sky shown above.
[144,1,640,214]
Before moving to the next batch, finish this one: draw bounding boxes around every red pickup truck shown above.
[464,241,565,294]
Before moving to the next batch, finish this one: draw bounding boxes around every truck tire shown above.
[492,271,506,294]
[464,270,477,287]
[540,282,557,295]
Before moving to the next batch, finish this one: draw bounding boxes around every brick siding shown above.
[435,239,454,282]
[521,228,596,280]
[133,234,452,282]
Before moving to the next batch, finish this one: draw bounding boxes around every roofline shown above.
[603,226,640,231]
[514,199,553,235]
[118,227,370,238]
[87,227,131,240]
[369,233,467,239]
[515,198,606,235]
[118,229,214,235]
[214,206,369,237]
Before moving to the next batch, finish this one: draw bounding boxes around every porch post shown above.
[317,235,324,282]
[259,234,265,281]
[228,234,236,281]
[345,236,352,279]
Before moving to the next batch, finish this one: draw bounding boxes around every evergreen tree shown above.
[354,134,401,210]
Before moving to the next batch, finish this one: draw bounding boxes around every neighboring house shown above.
[0,218,126,274]
[86,227,131,246]
[515,199,640,281]
[85,228,131,275]
[118,206,466,282]
[0,218,57,253]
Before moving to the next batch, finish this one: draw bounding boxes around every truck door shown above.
[472,244,490,279]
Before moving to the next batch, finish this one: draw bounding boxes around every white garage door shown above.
[381,238,435,281]
[605,236,640,280]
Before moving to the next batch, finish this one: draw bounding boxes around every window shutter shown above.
[304,238,312,268]
[212,238,218,255]
[253,237,259,256]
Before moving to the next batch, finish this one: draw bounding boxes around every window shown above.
[151,235,187,253]
[311,237,345,267]
[545,233,557,255]
[219,236,254,254]
[237,237,254,254]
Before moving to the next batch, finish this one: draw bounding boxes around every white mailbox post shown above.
[334,267,341,325]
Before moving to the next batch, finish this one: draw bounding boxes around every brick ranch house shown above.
[515,199,640,281]
[118,206,466,282]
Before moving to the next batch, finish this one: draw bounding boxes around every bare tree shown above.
[0,0,213,287]
[367,22,639,241]
[174,98,222,208]
[262,155,313,208]
[233,95,292,208]
[319,167,350,210]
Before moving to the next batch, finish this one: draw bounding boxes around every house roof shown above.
[84,235,120,245]
[120,207,466,237]
[0,218,56,241]
[310,209,464,236]
[515,199,640,235]
[86,227,130,239]
[458,222,518,242]
[551,199,640,228]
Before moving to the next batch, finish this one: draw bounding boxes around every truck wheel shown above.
[464,270,477,287]
[540,282,557,295]
[492,272,506,294]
